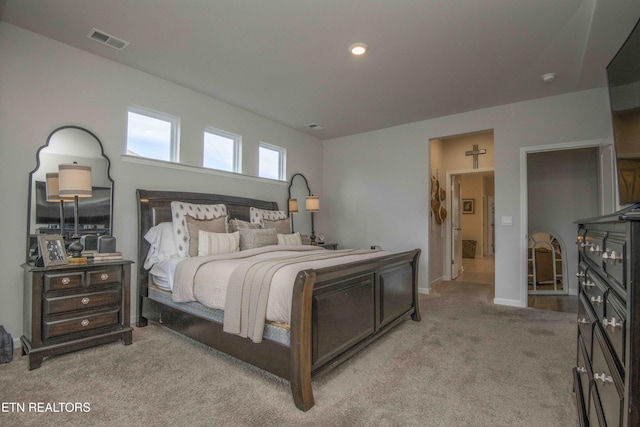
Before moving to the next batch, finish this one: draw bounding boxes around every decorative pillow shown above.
[277,232,302,246]
[143,222,179,269]
[239,228,278,251]
[186,215,227,257]
[198,231,239,256]
[229,218,262,232]
[250,207,288,225]
[171,202,227,257]
[263,217,291,234]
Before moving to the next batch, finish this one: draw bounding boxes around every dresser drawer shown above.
[589,386,606,427]
[44,271,84,292]
[576,335,592,414]
[44,290,121,316]
[87,267,121,286]
[591,327,623,427]
[583,270,607,319]
[583,230,606,267]
[603,232,626,298]
[578,293,596,356]
[603,291,626,373]
[43,309,120,340]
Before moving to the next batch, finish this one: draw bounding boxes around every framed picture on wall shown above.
[38,234,68,267]
[462,199,475,214]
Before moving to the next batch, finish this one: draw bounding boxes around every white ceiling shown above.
[2,0,640,139]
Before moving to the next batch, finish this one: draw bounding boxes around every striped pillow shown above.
[277,232,303,246]
[198,231,239,256]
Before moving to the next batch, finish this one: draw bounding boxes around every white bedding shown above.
[151,246,390,325]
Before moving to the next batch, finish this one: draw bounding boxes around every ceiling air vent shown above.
[306,123,323,130]
[87,28,129,51]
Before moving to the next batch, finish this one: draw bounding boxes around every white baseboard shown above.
[418,286,430,294]
[493,297,526,308]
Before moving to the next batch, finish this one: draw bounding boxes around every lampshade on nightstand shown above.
[289,198,299,214]
[45,172,69,233]
[58,163,92,259]
[305,196,320,212]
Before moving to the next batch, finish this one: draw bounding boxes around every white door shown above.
[451,177,462,279]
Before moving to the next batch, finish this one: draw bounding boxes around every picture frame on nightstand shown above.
[37,234,67,267]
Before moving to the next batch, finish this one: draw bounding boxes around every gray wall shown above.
[0,23,322,341]
[321,88,615,304]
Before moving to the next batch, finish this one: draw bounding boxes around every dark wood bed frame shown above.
[136,189,421,411]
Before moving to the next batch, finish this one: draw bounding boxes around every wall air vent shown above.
[87,28,129,51]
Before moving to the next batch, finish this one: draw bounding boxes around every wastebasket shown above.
[462,240,477,258]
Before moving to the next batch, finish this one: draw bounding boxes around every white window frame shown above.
[258,142,286,181]
[203,127,241,173]
[126,106,180,162]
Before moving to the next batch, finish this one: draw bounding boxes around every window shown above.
[259,142,285,180]
[203,127,240,173]
[126,106,179,162]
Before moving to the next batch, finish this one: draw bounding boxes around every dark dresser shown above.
[574,209,640,426]
[21,260,133,369]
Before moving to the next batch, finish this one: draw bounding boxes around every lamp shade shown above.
[305,196,320,212]
[45,172,61,202]
[58,163,92,198]
[288,198,299,214]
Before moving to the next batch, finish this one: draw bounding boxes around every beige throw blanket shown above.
[223,249,372,342]
[172,245,377,343]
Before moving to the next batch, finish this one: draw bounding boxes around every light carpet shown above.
[0,281,578,426]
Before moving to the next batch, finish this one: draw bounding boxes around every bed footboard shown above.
[289,249,421,411]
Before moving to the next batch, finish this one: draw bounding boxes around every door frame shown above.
[518,138,613,307]
[444,167,494,280]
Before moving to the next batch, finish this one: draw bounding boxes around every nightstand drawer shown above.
[87,267,121,286]
[44,271,84,292]
[44,290,121,315]
[43,309,120,340]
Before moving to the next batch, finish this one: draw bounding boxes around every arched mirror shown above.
[26,126,114,263]
[527,232,565,294]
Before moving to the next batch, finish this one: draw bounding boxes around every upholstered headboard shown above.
[136,189,279,309]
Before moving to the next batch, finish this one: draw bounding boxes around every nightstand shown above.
[319,243,338,250]
[21,260,133,369]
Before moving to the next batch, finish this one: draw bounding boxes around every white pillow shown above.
[198,231,239,256]
[143,222,179,269]
[277,232,303,246]
[171,201,227,257]
[249,207,287,225]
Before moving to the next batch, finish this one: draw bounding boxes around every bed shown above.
[136,189,421,411]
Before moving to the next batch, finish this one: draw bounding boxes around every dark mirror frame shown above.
[26,125,114,264]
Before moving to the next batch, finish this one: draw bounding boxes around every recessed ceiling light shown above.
[541,72,556,83]
[349,43,368,56]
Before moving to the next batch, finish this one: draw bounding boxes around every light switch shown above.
[501,216,513,226]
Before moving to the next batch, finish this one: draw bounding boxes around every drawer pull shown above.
[603,317,622,329]
[582,280,595,288]
[576,272,585,278]
[589,244,602,255]
[100,273,109,281]
[62,277,70,285]
[590,296,603,305]
[81,297,90,305]
[594,373,613,384]
[577,318,590,325]
[577,366,587,374]
[80,319,90,327]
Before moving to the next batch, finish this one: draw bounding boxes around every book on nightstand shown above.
[91,251,123,261]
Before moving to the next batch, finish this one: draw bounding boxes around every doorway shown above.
[521,141,608,302]
[448,170,495,283]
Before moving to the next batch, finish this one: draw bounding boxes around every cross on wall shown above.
[465,144,487,169]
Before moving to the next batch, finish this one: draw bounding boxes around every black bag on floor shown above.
[0,325,13,364]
